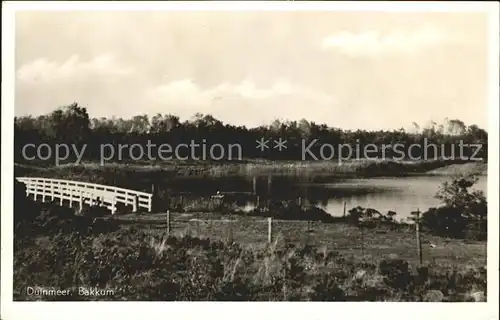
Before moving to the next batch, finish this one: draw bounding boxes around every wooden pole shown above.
[267,175,272,194]
[166,210,170,236]
[228,220,233,243]
[343,201,347,217]
[415,209,423,267]
[360,221,364,256]
[197,218,201,237]
[268,217,272,244]
[267,175,272,210]
[252,176,257,195]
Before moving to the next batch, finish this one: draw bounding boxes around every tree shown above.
[422,172,487,239]
[45,103,91,144]
[445,119,466,136]
[435,172,486,218]
[386,211,397,221]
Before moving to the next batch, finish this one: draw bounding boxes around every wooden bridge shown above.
[16,177,153,214]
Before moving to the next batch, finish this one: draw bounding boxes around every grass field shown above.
[115,212,487,269]
[15,158,486,180]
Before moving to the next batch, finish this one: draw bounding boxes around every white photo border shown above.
[2,2,499,320]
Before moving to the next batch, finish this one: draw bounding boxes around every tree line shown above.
[14,103,488,163]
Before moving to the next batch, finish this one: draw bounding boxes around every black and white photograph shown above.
[1,1,499,319]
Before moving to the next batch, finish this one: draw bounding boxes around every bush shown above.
[378,259,412,291]
[422,173,487,239]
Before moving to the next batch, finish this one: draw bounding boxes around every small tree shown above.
[386,211,397,222]
[435,172,486,219]
[422,172,487,238]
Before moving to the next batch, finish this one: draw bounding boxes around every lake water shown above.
[167,175,487,220]
[304,176,487,219]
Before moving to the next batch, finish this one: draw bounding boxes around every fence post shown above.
[166,210,170,236]
[227,214,233,243]
[415,209,423,267]
[267,175,272,194]
[148,195,152,212]
[268,217,272,244]
[253,176,257,195]
[197,216,201,237]
[51,181,55,200]
[359,218,364,256]
[343,201,347,217]
[256,195,260,208]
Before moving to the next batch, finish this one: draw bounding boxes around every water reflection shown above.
[158,175,487,219]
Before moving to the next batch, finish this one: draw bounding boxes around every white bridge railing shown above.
[16,177,153,214]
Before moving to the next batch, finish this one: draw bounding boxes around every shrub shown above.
[423,173,487,239]
[378,259,412,291]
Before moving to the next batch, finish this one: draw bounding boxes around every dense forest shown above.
[14,103,488,163]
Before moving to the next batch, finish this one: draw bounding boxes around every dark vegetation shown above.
[15,103,487,163]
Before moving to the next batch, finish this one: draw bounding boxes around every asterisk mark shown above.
[274,138,287,151]
[256,137,270,151]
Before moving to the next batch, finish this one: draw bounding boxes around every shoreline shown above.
[14,159,487,179]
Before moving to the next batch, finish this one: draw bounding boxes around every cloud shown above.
[146,78,333,106]
[16,53,135,83]
[322,27,445,56]
[144,78,336,127]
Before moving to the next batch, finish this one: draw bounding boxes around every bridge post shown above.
[268,217,272,244]
[112,195,117,215]
[133,195,138,213]
[69,188,73,208]
[79,190,83,212]
[42,180,46,202]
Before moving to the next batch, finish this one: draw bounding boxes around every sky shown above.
[15,10,490,131]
